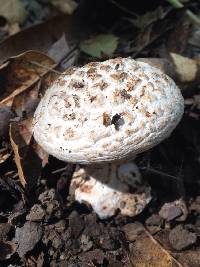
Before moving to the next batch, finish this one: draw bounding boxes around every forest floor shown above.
[1,0,200,266]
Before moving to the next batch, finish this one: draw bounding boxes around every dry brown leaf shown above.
[0,51,56,107]
[127,6,170,29]
[47,33,78,69]
[155,228,200,267]
[122,19,173,57]
[0,13,87,64]
[13,118,48,166]
[18,119,49,167]
[173,248,200,266]
[12,83,40,118]
[12,68,58,118]
[10,119,48,188]
[170,53,199,83]
[129,227,183,267]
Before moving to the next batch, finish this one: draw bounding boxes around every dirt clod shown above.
[26,204,45,222]
[122,222,144,242]
[15,221,42,257]
[169,224,197,251]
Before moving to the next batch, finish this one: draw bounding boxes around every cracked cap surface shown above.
[33,57,184,164]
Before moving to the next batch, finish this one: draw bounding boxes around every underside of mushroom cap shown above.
[33,57,184,164]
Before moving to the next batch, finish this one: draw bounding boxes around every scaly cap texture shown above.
[33,57,184,164]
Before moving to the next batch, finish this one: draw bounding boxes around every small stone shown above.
[80,234,93,252]
[38,189,61,219]
[145,214,163,226]
[159,199,187,221]
[15,221,42,257]
[79,249,105,264]
[26,204,45,222]
[169,224,197,251]
[122,222,144,242]
[42,221,66,250]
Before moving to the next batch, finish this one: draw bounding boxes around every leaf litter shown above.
[0,1,200,266]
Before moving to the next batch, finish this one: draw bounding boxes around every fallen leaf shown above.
[129,227,183,267]
[47,33,78,68]
[173,248,200,266]
[9,119,48,188]
[0,50,56,107]
[0,0,27,24]
[165,16,191,55]
[127,6,169,29]
[12,69,58,118]
[50,0,78,15]
[0,13,88,64]
[170,52,198,82]
[80,34,118,58]
[121,18,173,57]
[15,118,48,162]
[156,228,200,266]
[12,83,40,118]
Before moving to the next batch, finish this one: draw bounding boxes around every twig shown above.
[141,166,200,185]
[52,167,67,174]
[144,227,184,267]
[28,61,62,75]
[109,0,137,17]
[167,0,200,26]
[141,166,181,181]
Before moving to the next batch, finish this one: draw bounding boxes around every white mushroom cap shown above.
[33,57,184,164]
[71,162,151,218]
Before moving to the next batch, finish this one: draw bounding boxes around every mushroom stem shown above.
[70,162,151,219]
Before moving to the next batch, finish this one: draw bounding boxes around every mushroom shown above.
[33,57,184,219]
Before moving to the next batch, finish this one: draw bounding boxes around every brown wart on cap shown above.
[33,57,184,219]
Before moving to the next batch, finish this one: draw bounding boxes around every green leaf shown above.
[80,34,118,58]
